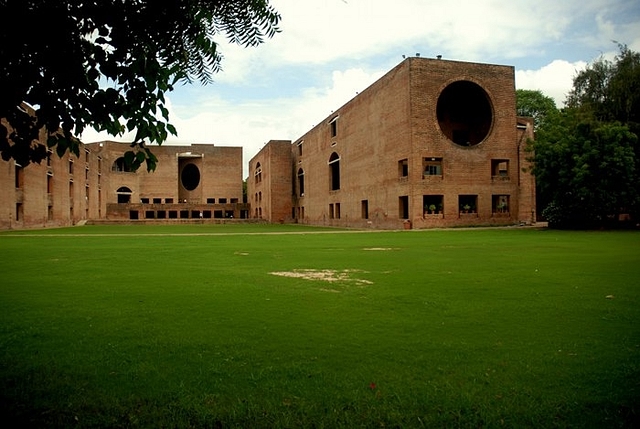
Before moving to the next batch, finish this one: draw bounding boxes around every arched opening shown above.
[112,157,133,172]
[329,152,340,191]
[437,81,493,146]
[297,168,305,196]
[116,186,132,204]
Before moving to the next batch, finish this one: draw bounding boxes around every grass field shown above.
[0,225,639,428]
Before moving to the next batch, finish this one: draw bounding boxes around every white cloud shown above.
[515,60,587,107]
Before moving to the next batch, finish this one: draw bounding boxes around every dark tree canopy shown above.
[0,0,280,171]
[530,44,640,228]
[516,89,558,130]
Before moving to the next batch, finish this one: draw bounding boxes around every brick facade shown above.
[1,57,535,230]
[250,57,536,229]
[0,141,247,229]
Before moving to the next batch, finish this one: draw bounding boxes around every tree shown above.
[516,89,558,130]
[531,44,640,228]
[532,111,637,228]
[0,0,280,171]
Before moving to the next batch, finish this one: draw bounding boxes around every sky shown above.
[79,0,640,177]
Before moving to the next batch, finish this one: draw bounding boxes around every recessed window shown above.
[141,198,149,204]
[398,159,408,178]
[423,195,444,215]
[361,200,369,219]
[255,162,262,183]
[297,141,303,156]
[491,160,509,179]
[423,157,443,176]
[297,168,305,196]
[330,116,339,138]
[219,198,227,204]
[492,195,510,214]
[459,195,478,214]
[116,186,132,204]
[112,157,132,172]
[329,152,340,191]
[399,196,409,219]
[153,198,161,204]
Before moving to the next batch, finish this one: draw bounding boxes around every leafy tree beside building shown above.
[523,44,640,228]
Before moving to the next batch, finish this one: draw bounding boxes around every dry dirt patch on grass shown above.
[270,269,372,287]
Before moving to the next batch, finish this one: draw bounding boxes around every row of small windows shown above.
[398,158,510,178]
[309,195,511,221]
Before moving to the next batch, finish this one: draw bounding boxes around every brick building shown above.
[2,57,535,230]
[248,57,536,229]
[0,140,247,229]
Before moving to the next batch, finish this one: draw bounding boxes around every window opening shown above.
[399,159,408,178]
[423,157,443,176]
[423,195,444,215]
[361,200,369,219]
[491,159,509,178]
[399,196,409,219]
[329,203,334,219]
[437,81,493,146]
[458,195,478,214]
[297,141,303,156]
[330,116,338,138]
[153,198,161,204]
[492,195,510,214]
[329,152,340,191]
[255,162,262,183]
[116,186,132,204]
[298,168,305,196]
[112,157,132,172]
[335,203,341,219]
[181,163,200,191]
[15,164,24,188]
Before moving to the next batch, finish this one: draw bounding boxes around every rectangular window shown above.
[165,198,174,204]
[459,195,478,214]
[423,157,443,176]
[207,198,215,204]
[69,159,74,174]
[219,198,227,204]
[153,198,161,204]
[492,195,510,214]
[141,198,150,204]
[330,116,338,138]
[335,203,341,219]
[14,164,24,188]
[398,159,408,178]
[361,200,369,219]
[297,141,303,156]
[423,195,444,215]
[329,203,334,219]
[230,198,239,203]
[491,159,509,179]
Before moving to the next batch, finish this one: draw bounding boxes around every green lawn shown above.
[1,225,639,428]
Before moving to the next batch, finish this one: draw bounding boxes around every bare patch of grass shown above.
[270,269,373,286]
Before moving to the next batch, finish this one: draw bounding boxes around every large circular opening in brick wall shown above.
[181,163,200,191]
[436,80,493,147]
